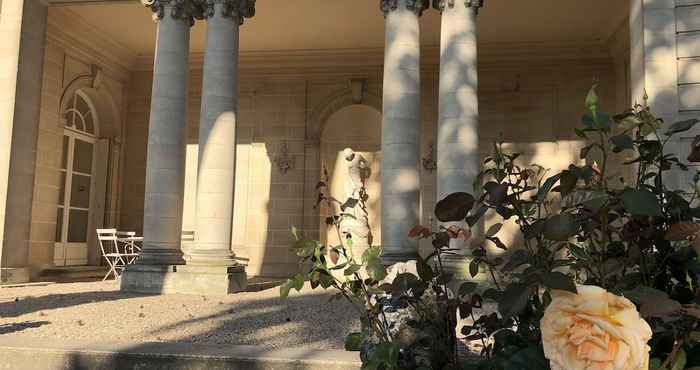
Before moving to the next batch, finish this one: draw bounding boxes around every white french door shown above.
[54,130,96,266]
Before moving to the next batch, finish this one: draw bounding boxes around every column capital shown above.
[432,0,484,14]
[202,0,255,24]
[142,0,204,25]
[380,0,430,17]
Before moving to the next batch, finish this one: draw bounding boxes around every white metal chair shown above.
[116,231,142,264]
[96,228,140,280]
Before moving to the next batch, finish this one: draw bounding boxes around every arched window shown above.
[63,90,97,136]
[55,90,99,266]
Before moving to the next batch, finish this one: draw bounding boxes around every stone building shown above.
[0,0,697,293]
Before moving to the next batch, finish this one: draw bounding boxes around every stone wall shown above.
[25,8,130,271]
[120,48,620,277]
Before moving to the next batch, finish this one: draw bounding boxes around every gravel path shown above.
[0,280,359,349]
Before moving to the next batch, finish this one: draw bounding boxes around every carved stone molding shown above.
[432,0,484,14]
[273,141,294,174]
[202,0,255,24]
[141,0,203,25]
[380,0,429,17]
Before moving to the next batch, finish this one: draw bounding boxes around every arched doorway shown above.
[54,90,100,266]
[319,105,382,254]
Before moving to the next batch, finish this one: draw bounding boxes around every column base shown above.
[439,254,491,285]
[120,264,247,295]
[0,267,30,285]
[135,249,185,266]
[380,252,419,266]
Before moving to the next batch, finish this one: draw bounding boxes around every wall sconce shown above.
[422,142,437,173]
[273,141,293,174]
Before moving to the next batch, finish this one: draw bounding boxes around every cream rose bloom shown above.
[541,285,652,370]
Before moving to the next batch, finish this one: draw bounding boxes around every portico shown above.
[3,0,677,287]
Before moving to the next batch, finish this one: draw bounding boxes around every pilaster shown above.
[0,0,48,284]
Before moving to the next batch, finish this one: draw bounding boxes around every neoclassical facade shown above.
[1,0,697,291]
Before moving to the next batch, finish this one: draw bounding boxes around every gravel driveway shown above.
[0,280,359,349]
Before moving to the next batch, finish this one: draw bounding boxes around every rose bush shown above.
[541,286,652,370]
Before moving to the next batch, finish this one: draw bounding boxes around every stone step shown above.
[0,337,361,370]
[39,266,109,281]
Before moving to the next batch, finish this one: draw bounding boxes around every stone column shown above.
[0,0,48,284]
[379,0,427,265]
[137,0,194,266]
[435,0,483,275]
[122,0,196,293]
[181,0,253,293]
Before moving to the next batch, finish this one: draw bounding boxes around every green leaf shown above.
[291,226,300,241]
[344,263,362,276]
[620,189,662,217]
[280,280,293,298]
[391,273,422,296]
[499,283,534,318]
[537,173,561,203]
[365,257,387,281]
[579,144,594,159]
[459,282,478,296]
[544,214,578,241]
[344,332,362,351]
[610,134,634,152]
[540,272,577,293]
[665,118,700,136]
[485,223,503,238]
[291,274,305,291]
[362,245,382,263]
[416,256,434,281]
[503,250,530,272]
[434,192,475,222]
[671,349,687,370]
[294,240,317,257]
[466,205,488,227]
[502,347,549,370]
[650,358,663,370]
[585,84,599,112]
[582,112,611,130]
[469,259,481,278]
[615,112,643,131]
[484,182,508,205]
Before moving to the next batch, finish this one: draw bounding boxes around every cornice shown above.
[132,41,613,73]
[47,8,134,81]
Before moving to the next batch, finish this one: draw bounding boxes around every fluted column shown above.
[137,0,195,265]
[379,0,427,265]
[189,0,254,265]
[435,0,483,273]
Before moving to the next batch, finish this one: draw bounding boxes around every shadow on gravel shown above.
[0,320,50,334]
[60,291,359,369]
[0,290,153,318]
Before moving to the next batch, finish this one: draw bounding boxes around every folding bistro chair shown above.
[116,231,142,264]
[97,229,125,280]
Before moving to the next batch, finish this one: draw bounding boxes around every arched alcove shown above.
[319,104,382,254]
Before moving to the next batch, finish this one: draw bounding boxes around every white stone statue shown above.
[339,148,371,243]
